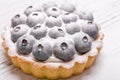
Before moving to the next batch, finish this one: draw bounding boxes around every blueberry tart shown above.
[1,1,104,79]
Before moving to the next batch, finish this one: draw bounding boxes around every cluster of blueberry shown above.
[10,2,99,62]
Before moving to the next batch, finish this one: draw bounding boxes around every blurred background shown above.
[0,0,120,80]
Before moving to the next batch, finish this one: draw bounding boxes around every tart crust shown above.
[1,27,104,79]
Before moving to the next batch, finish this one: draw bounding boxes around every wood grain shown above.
[0,0,120,80]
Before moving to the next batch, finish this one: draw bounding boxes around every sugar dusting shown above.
[3,24,103,68]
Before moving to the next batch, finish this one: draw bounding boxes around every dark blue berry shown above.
[26,12,45,27]
[11,24,29,42]
[74,32,92,55]
[16,35,35,55]
[53,38,75,61]
[32,41,52,61]
[11,14,27,27]
[30,24,47,39]
[49,27,65,39]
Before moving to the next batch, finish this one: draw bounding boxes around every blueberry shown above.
[74,32,92,55]
[84,11,93,21]
[82,22,99,39]
[45,7,61,17]
[65,22,80,34]
[42,1,57,11]
[61,13,78,23]
[24,5,42,16]
[30,24,47,39]
[75,11,85,19]
[11,24,29,42]
[53,38,75,61]
[76,11,93,21]
[60,3,76,13]
[32,41,52,61]
[26,12,45,27]
[45,16,62,28]
[49,27,65,39]
[16,35,35,55]
[11,13,27,27]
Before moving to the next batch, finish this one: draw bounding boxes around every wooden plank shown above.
[0,0,120,80]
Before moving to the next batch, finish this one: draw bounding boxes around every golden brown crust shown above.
[1,28,104,79]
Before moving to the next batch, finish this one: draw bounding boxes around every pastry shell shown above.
[1,26,104,79]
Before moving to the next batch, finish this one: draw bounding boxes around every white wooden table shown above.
[0,0,120,80]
